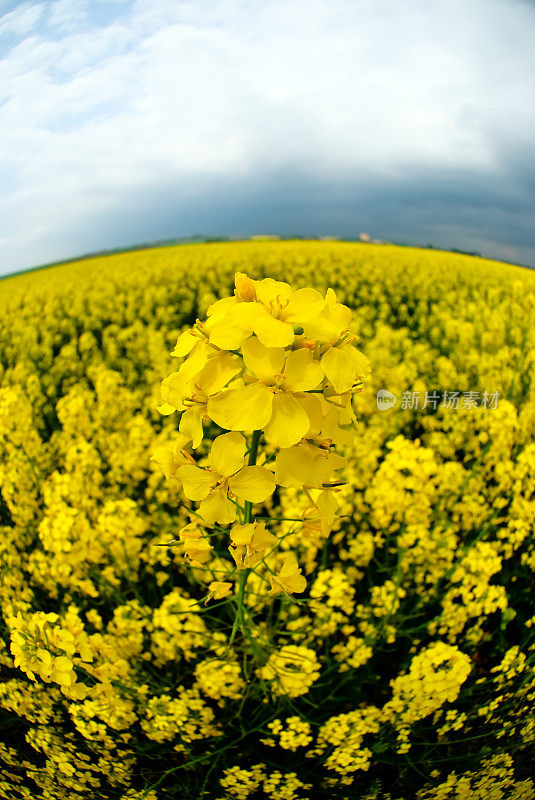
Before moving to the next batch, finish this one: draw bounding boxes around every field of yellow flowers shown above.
[1,240,535,800]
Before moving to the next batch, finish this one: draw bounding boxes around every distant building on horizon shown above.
[250,234,281,241]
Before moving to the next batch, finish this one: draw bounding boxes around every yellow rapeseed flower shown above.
[178,432,275,524]
[207,338,324,447]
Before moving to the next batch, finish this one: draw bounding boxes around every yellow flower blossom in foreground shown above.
[166,350,243,447]
[178,432,275,524]
[229,522,278,569]
[206,276,326,349]
[178,523,213,565]
[269,552,307,595]
[150,433,193,479]
[206,581,234,603]
[274,441,346,488]
[304,287,371,394]
[207,339,324,448]
[153,268,370,609]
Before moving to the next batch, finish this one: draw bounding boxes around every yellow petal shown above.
[178,465,215,501]
[229,466,276,503]
[230,523,255,546]
[275,444,314,488]
[253,314,294,348]
[321,346,356,394]
[36,648,52,664]
[206,320,252,350]
[264,393,310,448]
[179,341,210,381]
[206,303,266,348]
[276,444,344,489]
[151,443,186,479]
[160,371,191,410]
[282,349,323,392]
[210,432,246,477]
[156,402,176,416]
[276,552,307,594]
[254,277,292,307]
[297,392,324,435]
[179,405,205,449]
[283,287,326,323]
[234,272,257,302]
[171,329,198,357]
[56,672,74,687]
[317,489,339,535]
[184,537,212,564]
[227,301,265,327]
[284,573,307,593]
[207,383,273,432]
[179,522,203,541]
[348,347,371,378]
[54,655,73,672]
[303,297,352,343]
[279,551,301,579]
[325,287,337,303]
[324,450,347,477]
[243,551,263,568]
[229,545,245,569]
[197,353,242,395]
[319,404,353,446]
[207,295,237,319]
[329,392,356,426]
[200,488,236,525]
[241,337,285,380]
[175,433,191,451]
[206,581,233,602]
[250,522,277,552]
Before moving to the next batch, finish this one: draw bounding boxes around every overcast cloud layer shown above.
[1,0,535,275]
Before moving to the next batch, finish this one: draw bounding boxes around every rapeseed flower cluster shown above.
[154,271,368,608]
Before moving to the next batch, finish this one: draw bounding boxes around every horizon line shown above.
[1,235,533,282]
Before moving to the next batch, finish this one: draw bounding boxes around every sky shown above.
[1,0,535,276]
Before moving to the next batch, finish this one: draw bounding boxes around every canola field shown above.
[0,240,535,800]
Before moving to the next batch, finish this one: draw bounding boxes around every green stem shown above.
[228,429,262,648]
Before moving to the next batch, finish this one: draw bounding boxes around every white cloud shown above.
[1,0,535,272]
[0,2,44,39]
[46,0,89,32]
